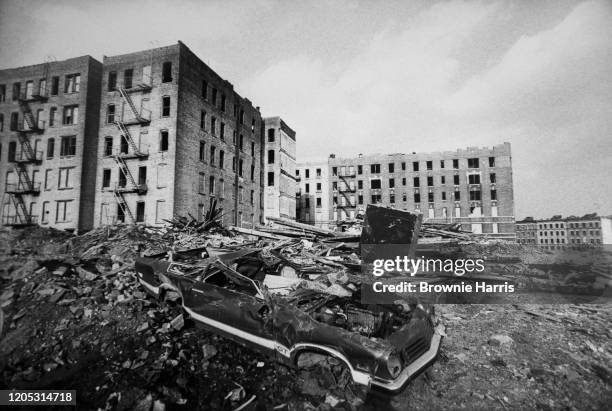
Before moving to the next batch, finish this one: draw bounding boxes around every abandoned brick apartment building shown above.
[0,42,270,231]
[297,143,515,238]
[94,42,264,228]
[0,56,102,231]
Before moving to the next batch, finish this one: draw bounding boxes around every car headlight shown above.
[387,352,402,378]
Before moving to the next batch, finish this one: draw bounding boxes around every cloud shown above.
[245,0,612,218]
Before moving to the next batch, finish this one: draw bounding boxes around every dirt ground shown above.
[1,227,611,410]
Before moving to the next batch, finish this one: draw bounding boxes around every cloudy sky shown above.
[1,0,611,219]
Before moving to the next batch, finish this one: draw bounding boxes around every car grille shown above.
[401,319,434,364]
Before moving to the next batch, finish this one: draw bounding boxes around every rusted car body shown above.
[135,249,441,393]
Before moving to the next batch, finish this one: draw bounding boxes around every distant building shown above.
[296,161,330,228]
[263,117,297,221]
[535,215,567,247]
[516,217,537,244]
[297,143,515,237]
[565,214,612,245]
[0,56,103,231]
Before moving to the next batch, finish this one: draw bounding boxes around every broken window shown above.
[489,157,495,167]
[371,194,382,203]
[60,135,76,156]
[316,168,321,177]
[108,71,117,91]
[124,69,133,89]
[371,179,381,189]
[468,158,479,168]
[390,194,395,203]
[162,96,170,117]
[107,104,115,123]
[162,62,172,82]
[490,173,496,183]
[10,112,18,131]
[62,105,79,125]
[64,74,80,93]
[160,130,169,152]
[12,82,20,101]
[102,169,111,188]
[136,202,145,223]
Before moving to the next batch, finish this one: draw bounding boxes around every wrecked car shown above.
[135,249,441,393]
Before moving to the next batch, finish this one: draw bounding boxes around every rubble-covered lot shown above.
[1,223,611,410]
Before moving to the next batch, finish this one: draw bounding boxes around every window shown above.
[198,173,206,194]
[413,161,419,171]
[219,150,225,168]
[202,80,208,99]
[51,76,59,95]
[49,107,57,127]
[60,136,76,156]
[428,192,434,202]
[268,128,275,142]
[268,150,275,164]
[239,134,244,150]
[119,136,129,154]
[332,167,338,176]
[358,195,364,204]
[316,197,322,208]
[305,198,310,208]
[41,201,50,224]
[316,182,322,191]
[12,82,21,100]
[468,174,480,184]
[441,176,446,184]
[210,146,216,165]
[160,130,169,151]
[267,172,274,186]
[442,192,447,200]
[490,189,497,200]
[62,105,79,125]
[238,159,244,177]
[56,200,72,223]
[358,180,363,189]
[370,164,380,173]
[427,176,433,186]
[212,88,217,106]
[490,173,496,183]
[108,71,117,91]
[371,179,381,189]
[58,167,73,189]
[0,84,5,102]
[468,158,479,168]
[211,117,216,135]
[371,194,382,203]
[489,157,495,167]
[316,168,321,177]
[440,160,445,169]
[250,164,255,181]
[199,141,205,161]
[162,96,170,117]
[454,175,460,185]
[402,177,406,186]
[305,169,310,178]
[469,189,481,201]
[401,162,406,171]
[162,62,172,82]
[390,194,395,203]
[123,69,133,89]
[136,202,145,223]
[44,169,52,190]
[232,157,236,172]
[426,161,433,170]
[251,142,255,156]
[413,177,420,186]
[414,193,421,203]
[47,138,55,158]
[357,165,363,175]
[0,113,3,131]
[10,112,18,131]
[220,122,225,140]
[209,176,216,194]
[107,104,115,123]
[332,182,337,191]
[64,74,80,93]
[388,163,395,173]
[8,142,16,161]
[454,191,460,201]
[200,111,206,129]
[102,169,111,188]
[453,159,459,169]
[221,95,226,112]
[389,178,395,188]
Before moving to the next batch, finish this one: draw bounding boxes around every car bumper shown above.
[370,331,442,392]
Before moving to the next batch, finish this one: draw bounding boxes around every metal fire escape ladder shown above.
[114,120,141,154]
[112,191,135,224]
[117,87,149,123]
[9,194,31,225]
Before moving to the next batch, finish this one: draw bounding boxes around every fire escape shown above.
[110,74,151,224]
[4,87,46,226]
[336,169,357,212]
